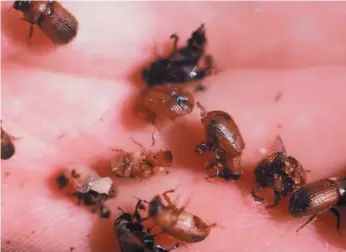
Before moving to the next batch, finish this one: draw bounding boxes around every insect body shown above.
[110,148,173,179]
[110,137,173,179]
[143,24,213,87]
[115,200,180,252]
[147,189,216,243]
[289,177,346,233]
[1,127,16,160]
[57,165,116,218]
[251,137,307,208]
[137,86,195,122]
[195,103,245,181]
[12,0,78,44]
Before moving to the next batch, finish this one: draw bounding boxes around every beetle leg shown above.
[28,24,34,42]
[196,101,207,117]
[266,190,281,208]
[251,185,264,202]
[273,134,286,153]
[130,137,144,149]
[162,189,176,207]
[150,127,156,148]
[330,207,342,235]
[296,215,317,233]
[133,199,145,222]
[166,243,181,251]
[170,33,179,53]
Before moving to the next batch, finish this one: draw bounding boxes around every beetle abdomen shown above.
[38,2,78,44]
[289,179,339,218]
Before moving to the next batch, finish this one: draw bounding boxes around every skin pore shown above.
[2,2,346,252]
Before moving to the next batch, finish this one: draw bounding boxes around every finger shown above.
[2,66,346,251]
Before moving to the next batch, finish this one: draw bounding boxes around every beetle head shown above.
[187,24,207,51]
[149,196,165,218]
[13,0,31,11]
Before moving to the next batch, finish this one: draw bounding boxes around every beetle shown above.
[289,177,346,233]
[142,24,213,87]
[140,189,216,243]
[251,136,307,208]
[57,165,116,218]
[12,0,78,44]
[195,102,245,181]
[115,199,180,252]
[1,126,16,160]
[136,85,195,123]
[110,137,173,179]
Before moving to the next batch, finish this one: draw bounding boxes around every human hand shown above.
[2,2,346,252]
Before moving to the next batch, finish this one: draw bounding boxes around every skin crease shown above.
[2,1,346,252]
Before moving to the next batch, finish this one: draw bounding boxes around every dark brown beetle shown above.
[57,165,116,218]
[110,138,173,179]
[141,189,216,243]
[289,177,346,233]
[1,126,16,160]
[11,0,78,44]
[195,102,245,181]
[115,200,180,252]
[142,24,213,88]
[251,136,307,208]
[136,86,195,123]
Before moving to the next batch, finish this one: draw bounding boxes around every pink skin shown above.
[2,2,346,252]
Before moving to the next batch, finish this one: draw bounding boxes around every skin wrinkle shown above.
[2,2,346,252]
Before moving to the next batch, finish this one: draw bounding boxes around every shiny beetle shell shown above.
[289,177,346,217]
[13,0,78,44]
[1,127,15,160]
[201,111,244,156]
[148,190,215,243]
[140,86,195,120]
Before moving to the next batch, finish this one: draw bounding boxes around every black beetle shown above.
[251,136,307,208]
[115,199,180,252]
[142,24,213,87]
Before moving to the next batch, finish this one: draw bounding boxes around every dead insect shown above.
[251,136,307,208]
[115,200,180,252]
[58,165,116,218]
[289,177,346,233]
[142,189,216,243]
[137,86,195,123]
[1,127,16,160]
[142,24,213,87]
[110,138,173,179]
[195,103,245,181]
[11,0,78,44]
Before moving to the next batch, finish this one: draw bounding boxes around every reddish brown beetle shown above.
[110,138,173,179]
[195,102,245,181]
[136,86,195,123]
[289,177,346,233]
[139,189,216,243]
[251,136,307,208]
[12,0,78,44]
[1,126,16,160]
